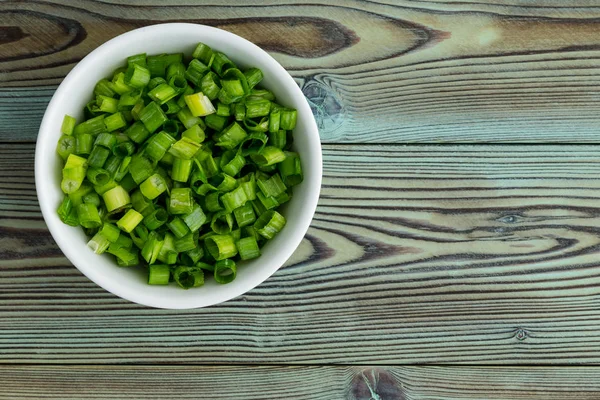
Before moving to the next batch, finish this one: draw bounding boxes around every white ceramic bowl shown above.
[35,23,322,309]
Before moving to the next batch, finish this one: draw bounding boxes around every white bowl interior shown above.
[35,23,322,309]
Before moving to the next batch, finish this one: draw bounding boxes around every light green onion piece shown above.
[168,137,201,159]
[157,232,178,265]
[61,115,77,135]
[141,231,164,265]
[102,185,131,212]
[169,188,194,215]
[117,209,143,233]
[143,207,168,230]
[148,264,170,285]
[257,173,287,198]
[183,204,207,232]
[124,63,151,89]
[88,233,111,254]
[139,173,168,200]
[174,233,197,253]
[171,158,193,183]
[184,92,215,117]
[205,234,237,260]
[77,203,102,229]
[237,236,260,260]
[100,223,121,242]
[139,102,168,133]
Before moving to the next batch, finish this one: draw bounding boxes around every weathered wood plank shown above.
[4,1,600,142]
[2,365,600,399]
[4,144,600,363]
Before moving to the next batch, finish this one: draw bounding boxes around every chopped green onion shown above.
[205,234,237,261]
[117,209,143,233]
[95,132,117,149]
[257,173,287,198]
[237,236,260,260]
[127,53,146,68]
[184,92,215,117]
[221,185,248,213]
[173,265,204,289]
[94,79,116,98]
[87,146,110,168]
[279,151,303,186]
[185,59,209,85]
[192,42,213,65]
[211,211,234,235]
[56,135,75,160]
[143,207,168,230]
[169,187,194,215]
[61,115,77,135]
[146,131,176,161]
[168,137,201,159]
[141,231,164,264]
[214,259,236,284]
[74,114,105,136]
[148,83,178,104]
[77,203,102,229]
[88,232,111,254]
[245,99,271,119]
[140,173,168,200]
[181,124,205,143]
[183,204,207,232]
[244,68,263,89]
[233,202,256,228]
[139,101,168,133]
[280,109,297,130]
[102,185,131,212]
[215,122,247,150]
[148,264,170,285]
[254,210,286,239]
[125,121,150,144]
[200,71,221,100]
[174,233,197,253]
[74,134,93,156]
[171,158,193,182]
[251,146,286,166]
[107,243,138,265]
[177,107,203,129]
[211,52,235,76]
[167,216,190,238]
[205,114,228,131]
[129,154,155,184]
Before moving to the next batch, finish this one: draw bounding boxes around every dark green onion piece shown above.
[148,77,166,90]
[95,132,117,149]
[244,68,263,89]
[57,196,76,226]
[256,192,279,210]
[129,154,155,184]
[205,234,237,261]
[139,102,168,133]
[172,158,193,183]
[168,137,201,159]
[269,129,286,149]
[146,131,176,161]
[173,265,204,289]
[96,95,118,113]
[233,202,256,228]
[112,72,133,95]
[192,42,213,65]
[148,264,170,285]
[131,189,154,217]
[181,247,203,266]
[100,223,120,243]
[269,110,281,133]
[161,99,182,115]
[200,72,221,100]
[251,146,286,166]
[86,167,111,186]
[94,79,116,98]
[280,109,297,130]
[220,150,245,177]
[125,121,150,144]
[68,183,93,207]
[182,124,205,143]
[211,211,234,235]
[143,207,169,230]
[174,233,197,253]
[74,114,105,136]
[245,99,271,119]
[214,259,237,284]
[185,59,209,85]
[254,210,286,239]
[118,89,143,110]
[211,52,236,76]
[279,151,303,186]
[87,146,110,168]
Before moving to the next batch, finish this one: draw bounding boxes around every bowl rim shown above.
[35,23,322,309]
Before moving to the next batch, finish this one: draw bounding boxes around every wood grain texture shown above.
[4,143,600,363]
[4,0,600,142]
[2,365,600,399]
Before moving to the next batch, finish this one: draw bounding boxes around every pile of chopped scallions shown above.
[55,42,303,289]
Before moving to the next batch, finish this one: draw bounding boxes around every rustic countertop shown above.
[4,1,600,398]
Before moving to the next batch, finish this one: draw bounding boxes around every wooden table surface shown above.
[4,0,600,398]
